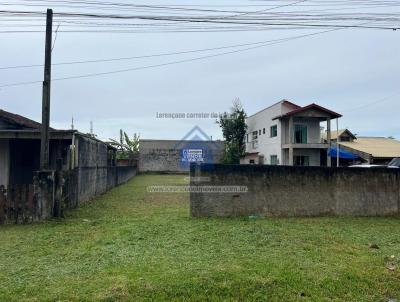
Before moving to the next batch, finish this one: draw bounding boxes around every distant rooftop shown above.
[340,137,400,158]
[322,129,357,141]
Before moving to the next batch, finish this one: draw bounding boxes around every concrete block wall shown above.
[190,164,400,217]
[77,167,108,203]
[140,148,183,172]
[63,165,137,209]
[139,140,224,173]
[107,166,138,190]
[76,136,109,203]
[115,166,138,185]
[67,136,137,205]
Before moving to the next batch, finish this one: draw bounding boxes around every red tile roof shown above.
[0,109,42,129]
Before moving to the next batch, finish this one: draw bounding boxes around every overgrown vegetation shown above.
[109,129,140,161]
[217,99,247,164]
[1,174,399,301]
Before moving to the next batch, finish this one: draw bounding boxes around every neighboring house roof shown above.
[0,109,42,129]
[339,137,400,158]
[247,99,301,118]
[0,108,116,148]
[0,129,118,149]
[322,129,357,141]
[273,103,342,120]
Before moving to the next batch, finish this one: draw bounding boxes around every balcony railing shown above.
[247,140,258,150]
[282,142,329,149]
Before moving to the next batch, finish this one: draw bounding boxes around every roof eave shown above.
[273,103,342,120]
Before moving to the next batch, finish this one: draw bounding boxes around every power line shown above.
[2,1,399,16]
[6,0,400,9]
[0,27,341,88]
[0,36,314,70]
[341,92,400,112]
[1,0,399,34]
[221,0,308,19]
[0,10,399,31]
[51,23,60,52]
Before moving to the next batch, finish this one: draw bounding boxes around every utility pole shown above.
[336,118,340,167]
[40,8,53,170]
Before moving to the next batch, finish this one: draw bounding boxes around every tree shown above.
[109,130,140,161]
[217,99,248,164]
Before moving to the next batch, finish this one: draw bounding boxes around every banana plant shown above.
[109,130,140,160]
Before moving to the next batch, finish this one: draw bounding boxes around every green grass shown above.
[1,174,400,302]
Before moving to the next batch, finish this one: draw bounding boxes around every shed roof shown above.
[0,108,116,148]
[339,137,400,158]
[0,129,117,150]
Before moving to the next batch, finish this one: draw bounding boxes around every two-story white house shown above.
[241,100,342,167]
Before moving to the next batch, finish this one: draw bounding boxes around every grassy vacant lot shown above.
[0,174,399,301]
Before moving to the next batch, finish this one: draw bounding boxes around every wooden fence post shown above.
[0,186,6,224]
[27,184,34,216]
[15,184,22,224]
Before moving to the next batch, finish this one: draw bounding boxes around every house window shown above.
[252,131,258,140]
[270,125,278,137]
[249,159,255,164]
[246,134,248,143]
[259,129,261,135]
[294,124,307,144]
[270,155,278,165]
[294,155,310,166]
[263,128,266,134]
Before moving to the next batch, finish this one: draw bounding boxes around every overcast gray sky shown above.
[1,0,399,141]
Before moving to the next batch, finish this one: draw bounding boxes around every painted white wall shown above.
[240,153,259,164]
[0,140,10,187]
[293,149,321,166]
[283,119,322,144]
[246,101,324,166]
[246,101,296,165]
[306,119,322,143]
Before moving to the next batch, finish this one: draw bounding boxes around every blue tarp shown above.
[328,147,358,160]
